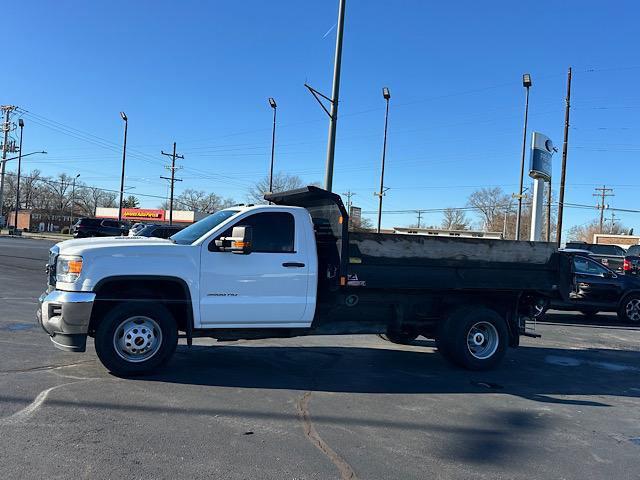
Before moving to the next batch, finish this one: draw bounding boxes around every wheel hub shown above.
[113,316,162,363]
[626,299,640,321]
[466,321,499,360]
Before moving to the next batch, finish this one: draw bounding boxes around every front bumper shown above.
[37,290,96,352]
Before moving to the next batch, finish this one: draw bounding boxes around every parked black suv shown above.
[72,218,130,238]
[131,224,183,239]
[547,252,640,323]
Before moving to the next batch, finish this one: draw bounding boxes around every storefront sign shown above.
[122,209,165,220]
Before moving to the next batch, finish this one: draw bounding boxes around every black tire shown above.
[617,294,640,324]
[377,331,419,345]
[579,308,599,317]
[438,307,509,370]
[94,302,178,376]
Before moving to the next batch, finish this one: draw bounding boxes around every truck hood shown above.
[55,236,173,256]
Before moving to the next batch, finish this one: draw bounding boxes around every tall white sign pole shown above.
[528,132,555,242]
[530,178,545,241]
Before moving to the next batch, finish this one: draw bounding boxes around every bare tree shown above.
[21,169,43,209]
[441,208,470,230]
[247,172,305,205]
[349,216,375,232]
[161,189,236,212]
[467,187,510,231]
[76,186,117,217]
[568,219,628,243]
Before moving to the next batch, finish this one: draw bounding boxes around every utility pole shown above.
[416,210,424,229]
[304,0,347,192]
[342,190,356,212]
[160,142,184,226]
[609,210,617,234]
[593,185,614,233]
[324,0,347,192]
[13,119,24,233]
[0,105,17,224]
[69,174,80,232]
[556,67,572,247]
[375,87,391,234]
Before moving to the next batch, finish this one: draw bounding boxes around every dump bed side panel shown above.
[348,232,568,294]
[350,232,556,264]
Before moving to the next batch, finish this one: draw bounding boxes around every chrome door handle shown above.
[282,262,305,268]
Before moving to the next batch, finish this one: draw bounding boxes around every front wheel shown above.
[618,294,640,324]
[437,307,508,370]
[95,302,178,376]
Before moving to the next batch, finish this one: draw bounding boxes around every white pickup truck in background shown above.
[38,187,570,376]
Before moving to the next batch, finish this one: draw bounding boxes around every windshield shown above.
[170,210,240,245]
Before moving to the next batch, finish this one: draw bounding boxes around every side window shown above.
[214,212,295,253]
[102,220,118,228]
[574,257,609,275]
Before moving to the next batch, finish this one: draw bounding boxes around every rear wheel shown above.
[437,307,509,370]
[95,302,178,376]
[618,294,640,323]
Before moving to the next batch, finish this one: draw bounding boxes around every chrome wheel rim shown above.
[113,316,162,363]
[625,299,640,322]
[467,321,499,360]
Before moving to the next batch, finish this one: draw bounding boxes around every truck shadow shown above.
[540,311,640,331]
[144,342,640,406]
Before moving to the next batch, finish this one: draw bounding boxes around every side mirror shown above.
[603,271,615,279]
[214,225,252,254]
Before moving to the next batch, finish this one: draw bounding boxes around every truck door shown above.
[572,256,622,303]
[199,211,313,328]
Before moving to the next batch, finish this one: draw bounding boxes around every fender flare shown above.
[92,275,194,345]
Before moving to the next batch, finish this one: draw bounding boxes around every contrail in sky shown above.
[322,23,337,39]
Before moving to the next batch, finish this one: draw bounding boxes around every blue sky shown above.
[4,0,639,233]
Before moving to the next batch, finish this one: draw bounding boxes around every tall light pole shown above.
[515,73,532,240]
[268,97,277,194]
[118,112,128,222]
[12,119,24,233]
[375,87,391,234]
[324,0,347,192]
[69,173,80,232]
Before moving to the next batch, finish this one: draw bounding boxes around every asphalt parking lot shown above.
[1,236,639,480]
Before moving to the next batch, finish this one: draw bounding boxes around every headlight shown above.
[56,255,83,283]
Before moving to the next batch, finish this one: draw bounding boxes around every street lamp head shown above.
[522,73,532,88]
[18,119,24,128]
[76,173,81,179]
[120,111,128,121]
[268,97,277,109]
[382,87,391,100]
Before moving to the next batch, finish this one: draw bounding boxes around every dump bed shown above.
[348,232,570,294]
[265,186,571,297]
